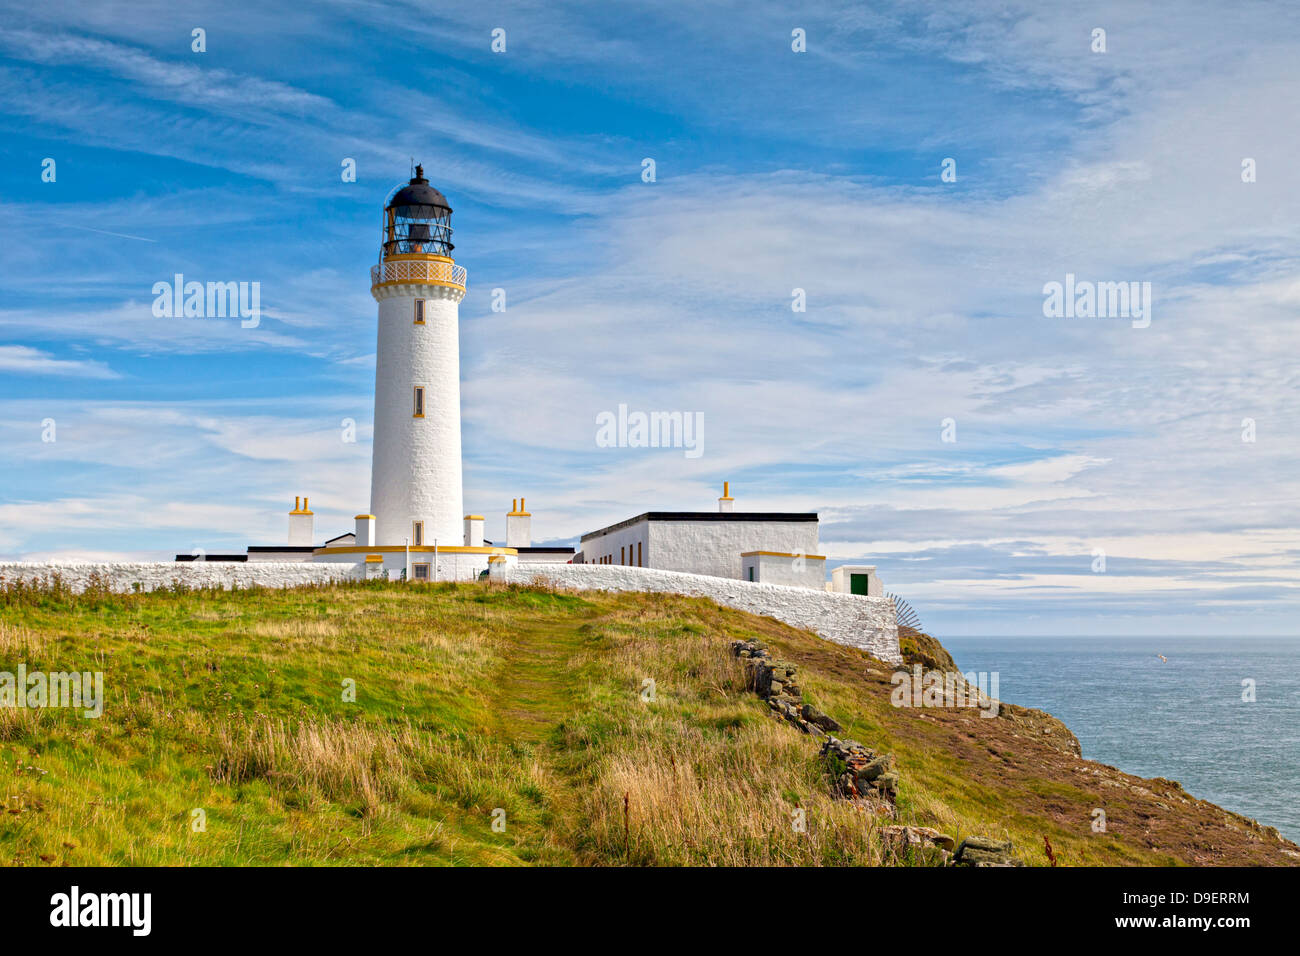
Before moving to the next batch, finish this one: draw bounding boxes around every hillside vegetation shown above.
[0,578,1294,866]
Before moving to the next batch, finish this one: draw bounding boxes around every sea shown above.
[941,635,1300,843]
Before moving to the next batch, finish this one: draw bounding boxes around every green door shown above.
[850,573,869,595]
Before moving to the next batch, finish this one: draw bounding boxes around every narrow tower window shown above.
[414,299,425,324]
[412,521,424,546]
[413,386,425,418]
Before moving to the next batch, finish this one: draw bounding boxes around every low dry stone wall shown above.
[497,562,900,664]
[731,638,1023,867]
[0,561,363,594]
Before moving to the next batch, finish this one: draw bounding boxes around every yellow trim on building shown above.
[383,253,455,264]
[372,278,466,292]
[463,515,484,521]
[354,514,376,520]
[364,555,384,563]
[740,550,826,560]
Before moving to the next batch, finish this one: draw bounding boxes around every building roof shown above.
[246,545,319,553]
[515,546,576,554]
[581,511,818,542]
[174,554,248,562]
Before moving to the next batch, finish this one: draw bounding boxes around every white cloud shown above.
[0,345,119,379]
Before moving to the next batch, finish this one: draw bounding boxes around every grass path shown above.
[484,608,598,743]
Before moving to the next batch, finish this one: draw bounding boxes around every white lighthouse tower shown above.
[368,166,465,549]
[315,166,517,580]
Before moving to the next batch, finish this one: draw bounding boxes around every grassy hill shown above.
[0,578,1294,866]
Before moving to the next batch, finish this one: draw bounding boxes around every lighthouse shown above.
[368,165,466,549]
[312,166,520,580]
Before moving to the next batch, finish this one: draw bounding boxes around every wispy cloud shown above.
[0,346,120,379]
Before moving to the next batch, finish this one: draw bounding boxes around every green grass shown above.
[0,578,1293,867]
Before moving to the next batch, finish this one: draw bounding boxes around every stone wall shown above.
[0,561,363,593]
[494,561,901,664]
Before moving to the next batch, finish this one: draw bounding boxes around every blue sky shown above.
[2,0,1299,635]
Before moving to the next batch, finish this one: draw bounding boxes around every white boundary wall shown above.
[0,560,901,664]
[494,562,900,664]
[0,562,363,593]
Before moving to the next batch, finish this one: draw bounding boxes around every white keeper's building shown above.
[177,167,884,597]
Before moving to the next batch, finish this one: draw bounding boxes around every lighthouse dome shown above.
[388,167,452,218]
[382,164,454,257]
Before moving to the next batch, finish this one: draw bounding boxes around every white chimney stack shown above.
[506,498,531,548]
[717,481,734,514]
[355,513,376,547]
[464,514,484,547]
[288,496,315,545]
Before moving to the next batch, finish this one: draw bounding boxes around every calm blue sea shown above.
[941,636,1300,842]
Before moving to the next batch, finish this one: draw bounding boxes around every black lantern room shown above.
[382,165,454,258]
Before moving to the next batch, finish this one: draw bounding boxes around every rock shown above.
[952,836,1022,867]
[856,754,895,783]
[800,704,843,733]
[879,825,957,864]
[960,835,1012,853]
[874,772,899,795]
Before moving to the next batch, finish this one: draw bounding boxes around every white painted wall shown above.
[312,547,514,581]
[370,282,465,548]
[492,562,900,664]
[742,552,826,589]
[831,565,883,596]
[516,549,576,564]
[247,550,315,563]
[0,561,361,593]
[581,518,649,566]
[649,519,820,579]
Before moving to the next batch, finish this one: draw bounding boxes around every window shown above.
[412,521,424,547]
[638,542,643,567]
[620,546,625,565]
[414,299,425,324]
[413,386,425,418]
[412,563,430,580]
